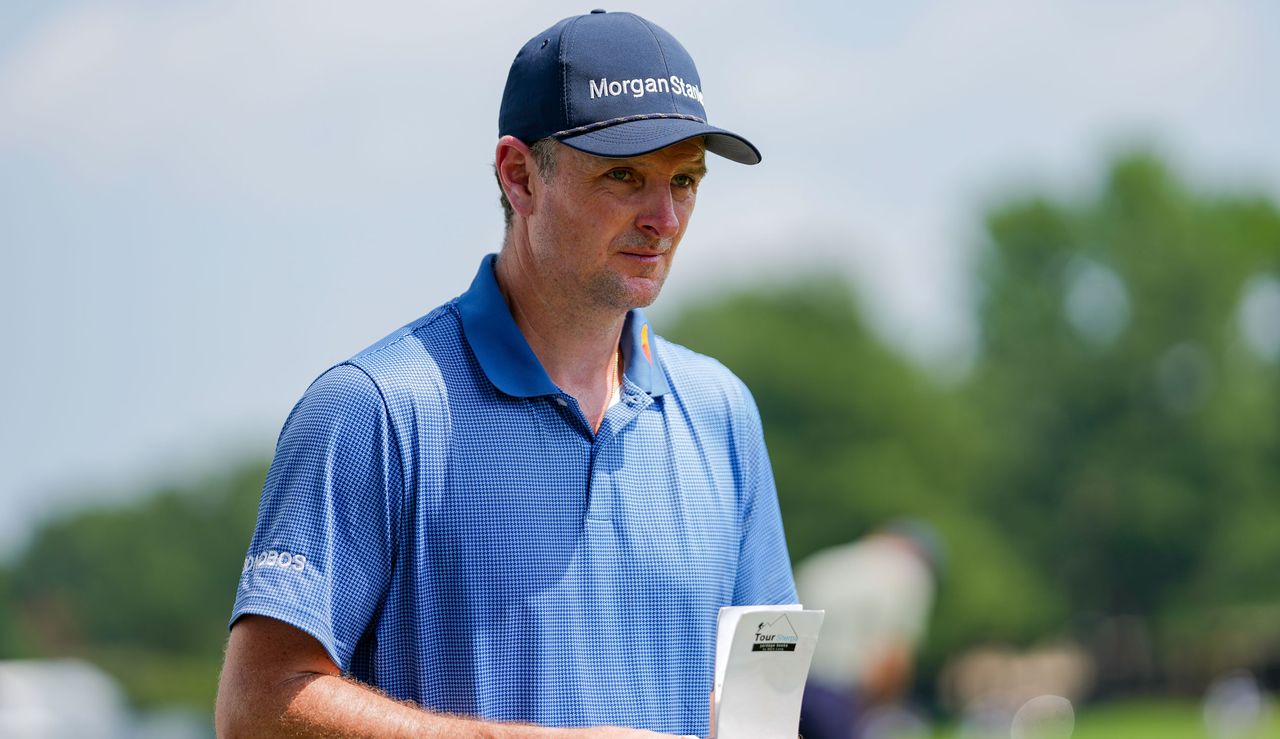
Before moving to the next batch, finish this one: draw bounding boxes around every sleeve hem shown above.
[229,598,351,672]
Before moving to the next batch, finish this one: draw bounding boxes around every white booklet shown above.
[712,604,824,739]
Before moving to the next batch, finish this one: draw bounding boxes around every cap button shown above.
[590,8,606,13]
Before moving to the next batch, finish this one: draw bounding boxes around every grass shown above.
[932,699,1280,739]
[1070,700,1277,739]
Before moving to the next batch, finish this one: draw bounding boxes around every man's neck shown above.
[493,247,625,430]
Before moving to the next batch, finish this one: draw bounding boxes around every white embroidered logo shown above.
[588,75,704,104]
[243,549,307,573]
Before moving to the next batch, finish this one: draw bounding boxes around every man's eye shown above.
[607,170,634,182]
[672,174,696,189]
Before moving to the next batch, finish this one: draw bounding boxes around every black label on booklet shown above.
[752,643,797,652]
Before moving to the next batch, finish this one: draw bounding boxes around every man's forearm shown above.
[215,616,680,738]
[251,670,484,738]
[217,669,671,739]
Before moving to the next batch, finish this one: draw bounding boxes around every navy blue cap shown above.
[499,10,761,165]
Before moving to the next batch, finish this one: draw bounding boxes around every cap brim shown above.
[557,117,761,165]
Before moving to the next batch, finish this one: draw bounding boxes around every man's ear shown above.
[495,136,537,219]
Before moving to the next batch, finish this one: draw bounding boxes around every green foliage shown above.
[2,461,267,710]
[972,152,1280,643]
[0,567,24,657]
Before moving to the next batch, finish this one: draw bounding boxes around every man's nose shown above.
[635,184,681,240]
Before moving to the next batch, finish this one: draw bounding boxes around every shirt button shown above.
[555,398,568,407]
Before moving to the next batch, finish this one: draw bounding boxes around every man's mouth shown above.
[617,239,670,259]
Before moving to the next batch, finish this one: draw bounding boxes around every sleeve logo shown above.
[243,549,307,573]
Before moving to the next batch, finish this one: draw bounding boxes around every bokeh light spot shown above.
[1062,257,1130,346]
[1236,274,1280,361]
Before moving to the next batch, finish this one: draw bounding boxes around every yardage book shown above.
[713,605,824,739]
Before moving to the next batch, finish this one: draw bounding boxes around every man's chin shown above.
[622,273,669,308]
[592,274,667,312]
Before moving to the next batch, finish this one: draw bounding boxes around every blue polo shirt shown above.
[231,255,796,735]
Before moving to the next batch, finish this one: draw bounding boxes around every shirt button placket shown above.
[585,428,613,522]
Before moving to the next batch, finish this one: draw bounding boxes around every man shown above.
[216,10,795,738]
[795,521,943,739]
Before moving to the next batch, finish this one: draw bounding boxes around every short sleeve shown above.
[731,385,799,606]
[230,363,402,670]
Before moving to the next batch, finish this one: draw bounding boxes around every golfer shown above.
[216,10,796,737]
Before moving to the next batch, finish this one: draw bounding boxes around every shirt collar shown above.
[456,254,672,399]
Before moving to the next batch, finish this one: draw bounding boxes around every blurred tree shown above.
[0,566,24,657]
[3,461,267,710]
[971,152,1280,684]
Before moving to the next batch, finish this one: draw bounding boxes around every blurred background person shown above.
[796,520,944,739]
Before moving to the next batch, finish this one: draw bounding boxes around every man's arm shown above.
[216,615,682,738]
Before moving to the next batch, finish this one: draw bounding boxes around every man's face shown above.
[526,138,707,312]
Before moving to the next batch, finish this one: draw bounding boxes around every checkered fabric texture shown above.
[231,257,797,736]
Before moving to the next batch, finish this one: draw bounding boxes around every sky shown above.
[1,0,1278,556]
